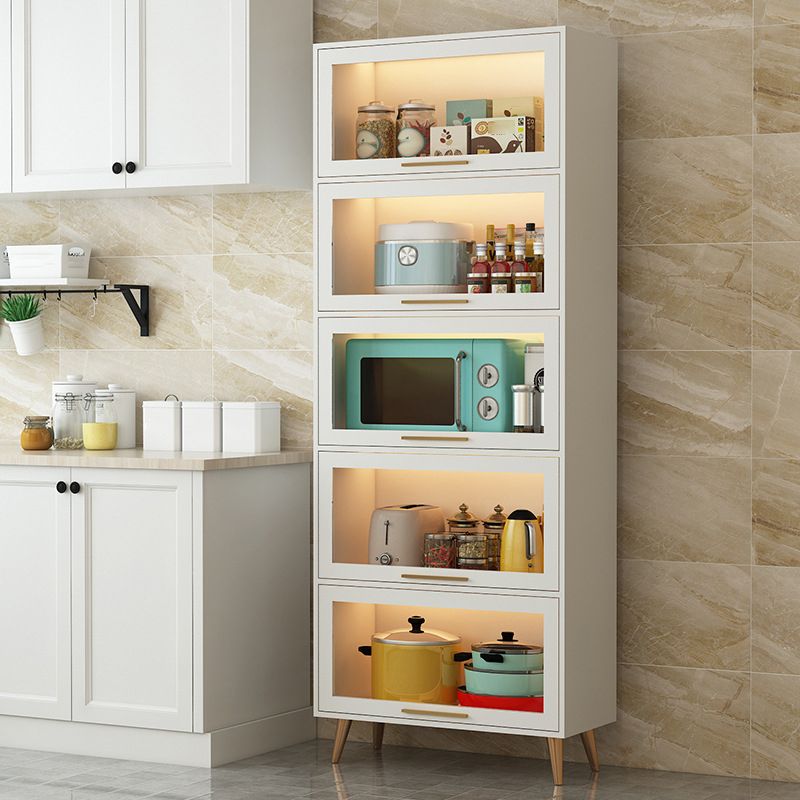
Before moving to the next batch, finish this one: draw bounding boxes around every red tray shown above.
[457,687,543,712]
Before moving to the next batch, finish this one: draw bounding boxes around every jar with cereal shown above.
[356,101,396,160]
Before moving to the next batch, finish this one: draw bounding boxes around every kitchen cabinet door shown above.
[11,0,126,192]
[0,466,71,720]
[0,0,10,194]
[124,0,247,189]
[70,468,193,731]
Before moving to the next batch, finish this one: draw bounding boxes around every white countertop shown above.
[0,444,312,471]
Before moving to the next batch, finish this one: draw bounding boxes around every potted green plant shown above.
[0,294,45,356]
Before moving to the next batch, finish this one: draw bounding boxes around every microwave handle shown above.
[455,351,467,432]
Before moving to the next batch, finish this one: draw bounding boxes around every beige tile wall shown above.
[311,0,800,783]
[0,0,798,782]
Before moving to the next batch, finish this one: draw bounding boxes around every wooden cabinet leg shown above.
[547,737,564,786]
[372,722,385,751]
[580,729,600,773]
[332,719,352,764]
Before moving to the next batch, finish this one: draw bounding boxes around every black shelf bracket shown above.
[0,284,151,337]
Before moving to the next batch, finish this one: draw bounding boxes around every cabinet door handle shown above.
[112,162,123,174]
[401,573,469,582]
[401,160,469,168]
[400,435,469,442]
[125,161,137,174]
[69,482,81,494]
[401,708,469,719]
[400,299,469,305]
[56,481,67,494]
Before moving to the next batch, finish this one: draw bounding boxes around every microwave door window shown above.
[360,357,455,426]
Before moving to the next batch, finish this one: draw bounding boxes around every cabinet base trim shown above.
[0,707,315,768]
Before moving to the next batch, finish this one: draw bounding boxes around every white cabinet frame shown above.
[0,0,10,193]
[316,314,560,452]
[316,173,560,312]
[316,583,560,733]
[316,449,560,591]
[315,30,561,179]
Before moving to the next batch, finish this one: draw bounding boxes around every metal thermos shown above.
[512,379,544,434]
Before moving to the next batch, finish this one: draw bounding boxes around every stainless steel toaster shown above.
[368,504,445,566]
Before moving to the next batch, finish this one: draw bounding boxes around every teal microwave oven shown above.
[346,338,524,432]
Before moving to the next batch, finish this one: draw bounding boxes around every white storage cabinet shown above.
[314,26,618,787]
[0,460,313,766]
[10,0,310,193]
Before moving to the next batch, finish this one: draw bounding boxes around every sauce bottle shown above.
[485,224,496,264]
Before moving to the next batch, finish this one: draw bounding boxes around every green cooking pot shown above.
[470,631,543,673]
[464,661,543,697]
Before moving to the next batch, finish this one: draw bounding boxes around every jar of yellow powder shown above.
[82,393,118,450]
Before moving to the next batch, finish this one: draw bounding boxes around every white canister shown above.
[52,374,97,405]
[143,398,182,451]
[222,402,281,454]
[104,384,137,449]
[524,343,544,385]
[182,401,222,452]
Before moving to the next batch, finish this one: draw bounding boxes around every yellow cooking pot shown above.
[358,616,470,705]
[500,509,544,573]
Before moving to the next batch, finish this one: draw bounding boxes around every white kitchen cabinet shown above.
[10,0,310,193]
[0,466,70,720]
[0,0,10,194]
[71,469,194,731]
[11,0,126,192]
[0,453,313,766]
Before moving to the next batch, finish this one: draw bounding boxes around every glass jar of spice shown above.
[356,101,396,159]
[423,533,457,569]
[20,416,53,451]
[396,100,436,158]
[447,503,482,534]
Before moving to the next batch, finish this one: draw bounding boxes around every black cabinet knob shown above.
[69,482,81,494]
[125,161,136,174]
[112,162,123,174]
[56,481,67,494]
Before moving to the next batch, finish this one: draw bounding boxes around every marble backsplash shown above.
[0,0,799,783]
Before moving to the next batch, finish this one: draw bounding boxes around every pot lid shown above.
[483,504,507,529]
[472,631,543,656]
[373,616,460,647]
[358,100,393,112]
[398,99,435,111]
[464,662,543,676]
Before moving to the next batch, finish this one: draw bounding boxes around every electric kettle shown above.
[500,509,544,573]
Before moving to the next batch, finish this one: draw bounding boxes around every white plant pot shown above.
[6,316,45,356]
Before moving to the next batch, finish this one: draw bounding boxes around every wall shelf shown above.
[0,281,151,336]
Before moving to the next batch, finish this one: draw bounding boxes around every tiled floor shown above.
[0,740,799,800]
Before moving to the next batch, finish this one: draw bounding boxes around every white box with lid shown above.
[6,244,91,279]
[182,401,222,452]
[222,401,281,453]
[143,398,181,451]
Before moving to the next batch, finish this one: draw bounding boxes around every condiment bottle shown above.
[506,223,516,255]
[472,242,490,275]
[534,228,545,291]
[492,242,509,274]
[511,242,527,276]
[485,224,496,264]
[525,223,536,269]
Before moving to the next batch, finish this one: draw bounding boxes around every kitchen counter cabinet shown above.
[0,460,313,766]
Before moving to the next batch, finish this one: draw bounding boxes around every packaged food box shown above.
[469,116,535,155]
[430,125,470,157]
[6,244,91,279]
[446,99,492,126]
[493,96,544,151]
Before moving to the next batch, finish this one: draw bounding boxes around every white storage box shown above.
[143,399,182,451]
[0,247,9,279]
[222,401,281,453]
[7,244,91,280]
[182,401,222,452]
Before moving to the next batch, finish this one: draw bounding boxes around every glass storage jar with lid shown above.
[20,416,53,451]
[396,100,436,158]
[447,503,482,534]
[423,533,457,569]
[53,392,86,449]
[83,393,118,450]
[356,101,396,160]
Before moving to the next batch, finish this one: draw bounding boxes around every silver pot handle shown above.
[455,351,467,432]
[524,520,536,560]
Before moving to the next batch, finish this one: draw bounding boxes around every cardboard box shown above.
[445,99,492,126]
[431,125,470,157]
[469,116,535,155]
[493,96,544,151]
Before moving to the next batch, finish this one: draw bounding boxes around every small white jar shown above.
[182,401,222,452]
[143,398,182,451]
[222,401,281,453]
